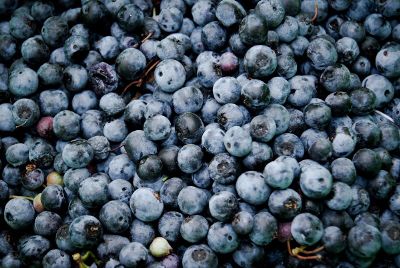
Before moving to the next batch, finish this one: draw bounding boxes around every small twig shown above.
[287,240,323,261]
[301,246,325,255]
[295,254,322,261]
[287,240,295,256]
[375,110,395,123]
[133,32,154,48]
[10,195,34,201]
[121,59,160,95]
[73,251,101,268]
[109,143,124,152]
[15,118,29,129]
[311,0,318,23]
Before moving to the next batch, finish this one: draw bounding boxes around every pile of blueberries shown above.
[1,0,400,267]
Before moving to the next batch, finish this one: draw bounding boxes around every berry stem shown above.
[311,0,318,23]
[9,195,34,201]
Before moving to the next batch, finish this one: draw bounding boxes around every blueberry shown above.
[211,77,240,105]
[249,115,276,142]
[158,7,183,33]
[9,67,39,97]
[97,234,129,261]
[130,219,155,246]
[172,86,203,114]
[255,0,285,28]
[6,143,29,167]
[108,179,133,204]
[41,184,66,211]
[155,59,186,93]
[130,187,164,222]
[201,21,227,52]
[0,0,18,16]
[232,211,254,235]
[325,92,352,116]
[235,171,271,205]
[249,211,277,246]
[352,148,382,176]
[0,34,17,62]
[348,224,381,258]
[9,13,37,40]
[362,74,394,108]
[307,37,338,70]
[177,186,209,215]
[379,123,400,151]
[335,37,360,64]
[116,48,147,81]
[201,128,226,155]
[4,198,35,230]
[381,221,400,255]
[180,214,209,243]
[215,0,246,27]
[124,130,158,163]
[242,141,273,170]
[191,0,216,26]
[288,75,317,107]
[376,43,400,78]
[263,161,294,189]
[268,189,302,220]
[29,139,54,166]
[22,168,44,190]
[64,168,90,194]
[53,110,81,141]
[291,213,323,246]
[0,104,16,132]
[78,175,109,208]
[239,13,268,45]
[350,87,377,115]
[347,185,370,217]
[69,215,103,249]
[41,16,69,47]
[182,244,218,268]
[223,126,252,157]
[244,45,277,78]
[177,144,203,174]
[39,90,69,117]
[217,103,245,130]
[209,191,238,222]
[68,197,91,219]
[276,54,297,79]
[89,62,119,96]
[300,164,333,199]
[99,200,132,234]
[116,3,144,32]
[144,115,171,141]
[62,139,94,169]
[325,182,352,211]
[34,211,62,236]
[157,211,183,243]
[137,155,163,181]
[63,64,88,92]
[104,119,128,143]
[119,242,148,267]
[17,235,50,265]
[240,79,271,110]
[368,170,395,200]
[322,226,346,253]
[207,222,239,253]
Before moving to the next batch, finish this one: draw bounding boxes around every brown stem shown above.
[295,254,322,261]
[133,32,154,48]
[121,59,160,95]
[287,240,295,256]
[311,0,319,23]
[10,195,34,201]
[301,246,325,255]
